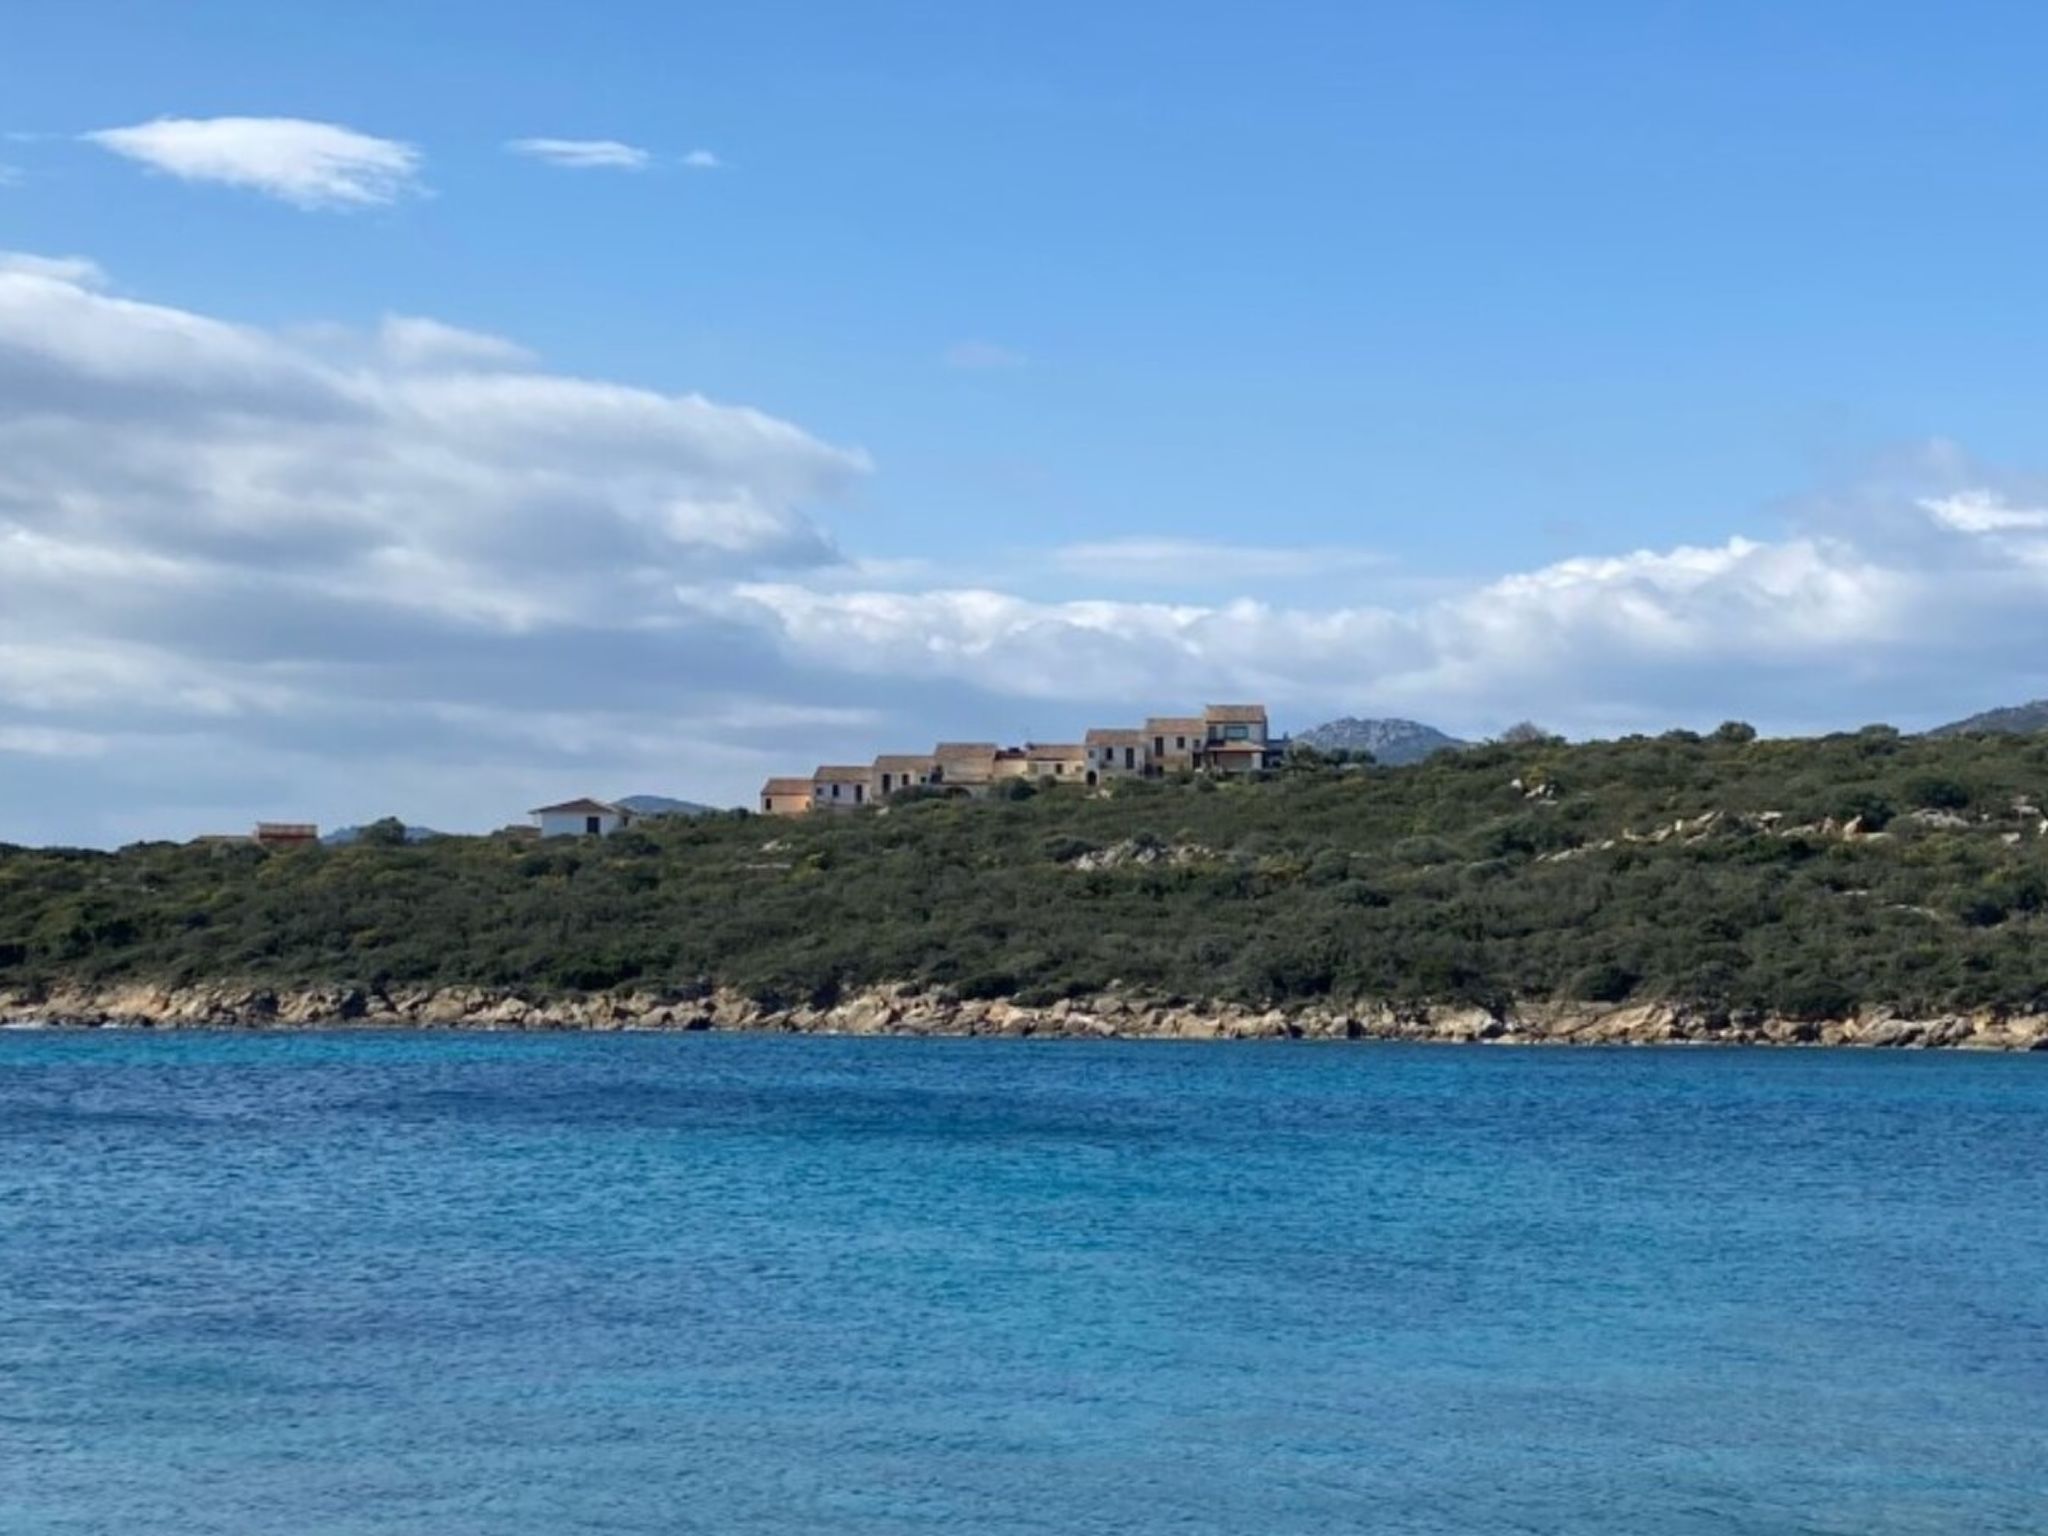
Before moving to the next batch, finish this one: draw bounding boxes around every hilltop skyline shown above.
[6,2,2048,845]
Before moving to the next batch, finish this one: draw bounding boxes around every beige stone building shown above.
[811,765,873,811]
[932,742,1000,795]
[1026,743,1089,782]
[1144,715,1208,774]
[1084,728,1148,780]
[756,703,1281,815]
[1200,703,1274,775]
[873,754,937,798]
[760,778,814,816]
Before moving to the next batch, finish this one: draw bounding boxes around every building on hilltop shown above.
[873,754,938,798]
[760,777,814,816]
[1084,727,1148,781]
[932,742,1000,795]
[1202,704,1279,775]
[1144,716,1207,775]
[1025,743,1088,782]
[812,766,872,811]
[254,822,319,847]
[531,799,636,838]
[754,703,1282,815]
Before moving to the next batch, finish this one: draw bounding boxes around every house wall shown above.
[812,777,870,811]
[538,809,627,838]
[1088,742,1148,777]
[761,791,812,816]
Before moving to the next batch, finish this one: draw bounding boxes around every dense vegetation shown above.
[6,724,2048,1019]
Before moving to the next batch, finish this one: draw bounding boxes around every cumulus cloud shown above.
[0,251,105,286]
[1053,538,1387,586]
[0,254,874,841]
[8,251,2048,845]
[83,117,421,209]
[506,137,651,171]
[701,516,2035,737]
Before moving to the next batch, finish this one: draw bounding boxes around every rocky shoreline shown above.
[3,980,2046,1049]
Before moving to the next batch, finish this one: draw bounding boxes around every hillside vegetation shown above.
[5,725,2048,1020]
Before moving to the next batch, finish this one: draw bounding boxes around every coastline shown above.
[4,981,2046,1049]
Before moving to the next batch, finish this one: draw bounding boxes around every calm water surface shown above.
[1,1032,2044,1535]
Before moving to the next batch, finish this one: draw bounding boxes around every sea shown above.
[1,1031,2043,1535]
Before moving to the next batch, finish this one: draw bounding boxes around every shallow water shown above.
[2,1032,2044,1534]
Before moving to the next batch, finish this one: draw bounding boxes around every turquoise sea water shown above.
[1,1033,2044,1535]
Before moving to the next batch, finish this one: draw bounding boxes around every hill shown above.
[4,726,2047,1027]
[616,794,721,818]
[1294,717,1468,765]
[322,823,443,847]
[1929,700,2048,737]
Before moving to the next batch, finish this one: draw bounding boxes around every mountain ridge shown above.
[1294,717,1469,765]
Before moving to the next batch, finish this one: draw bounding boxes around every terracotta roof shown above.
[1204,703,1268,723]
[813,766,872,781]
[1085,728,1145,746]
[530,798,623,815]
[873,754,936,772]
[1144,716,1206,733]
[933,741,999,760]
[761,778,812,796]
[1026,742,1086,760]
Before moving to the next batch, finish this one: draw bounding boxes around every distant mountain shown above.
[1294,717,1469,766]
[1928,700,2048,737]
[322,823,443,846]
[617,794,721,818]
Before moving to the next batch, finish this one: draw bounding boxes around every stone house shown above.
[759,777,814,816]
[873,754,938,798]
[811,766,873,811]
[531,799,636,838]
[1084,728,1148,781]
[932,742,1000,795]
[1025,743,1089,782]
[1144,715,1207,775]
[1202,704,1277,775]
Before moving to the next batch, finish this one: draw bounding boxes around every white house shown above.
[530,798,636,838]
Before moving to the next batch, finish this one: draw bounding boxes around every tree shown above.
[358,817,409,848]
[1713,720,1758,744]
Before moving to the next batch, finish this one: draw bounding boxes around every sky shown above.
[4,1,2048,845]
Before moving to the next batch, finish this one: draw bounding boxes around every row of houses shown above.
[760,703,1281,817]
[226,705,1284,846]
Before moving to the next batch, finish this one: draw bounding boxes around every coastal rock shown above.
[4,981,2046,1051]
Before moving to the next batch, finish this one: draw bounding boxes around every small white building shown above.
[531,798,636,838]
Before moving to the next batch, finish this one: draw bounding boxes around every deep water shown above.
[2,1032,2044,1535]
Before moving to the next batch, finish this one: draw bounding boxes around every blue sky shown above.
[5,2,2048,843]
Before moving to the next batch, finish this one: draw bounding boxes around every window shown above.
[1177,735,1186,750]
[831,783,840,798]
[585,815,601,836]
[1124,746,1135,768]
[1154,736,1164,756]
[854,783,864,804]
[1225,724,1249,740]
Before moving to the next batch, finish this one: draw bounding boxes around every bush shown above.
[1571,962,1640,1003]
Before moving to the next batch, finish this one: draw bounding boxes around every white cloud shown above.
[506,137,652,171]
[0,253,877,840]
[1053,537,1387,586]
[0,164,19,187]
[83,117,421,209]
[1918,490,2048,535]
[10,251,2048,843]
[942,339,1027,371]
[681,149,722,170]
[0,251,105,286]
[0,725,108,759]
[376,314,534,371]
